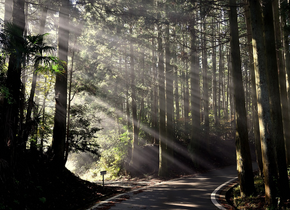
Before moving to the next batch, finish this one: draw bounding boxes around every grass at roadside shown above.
[228,176,290,209]
[228,176,265,209]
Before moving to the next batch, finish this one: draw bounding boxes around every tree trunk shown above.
[130,25,139,166]
[225,50,230,121]
[189,13,201,164]
[218,27,223,124]
[272,0,290,167]
[1,0,25,168]
[229,0,255,197]
[212,18,217,126]
[151,36,158,144]
[157,7,167,176]
[244,0,263,176]
[248,0,278,205]
[165,18,174,167]
[51,0,69,169]
[65,39,76,165]
[202,21,209,137]
[282,3,290,160]
[263,0,290,202]
[125,45,130,131]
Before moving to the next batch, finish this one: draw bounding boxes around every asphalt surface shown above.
[89,163,257,210]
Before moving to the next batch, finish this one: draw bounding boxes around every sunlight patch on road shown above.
[165,202,200,208]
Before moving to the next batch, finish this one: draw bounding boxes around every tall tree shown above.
[157,1,167,177]
[218,23,223,124]
[51,0,70,169]
[165,13,174,166]
[212,18,218,126]
[263,0,290,202]
[22,4,48,148]
[1,0,26,168]
[202,14,209,136]
[248,0,278,205]
[272,0,290,166]
[244,0,263,175]
[229,0,254,197]
[281,1,290,133]
[130,25,139,166]
[151,34,158,144]
[189,9,201,164]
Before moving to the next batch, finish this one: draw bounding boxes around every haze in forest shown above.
[1,0,290,209]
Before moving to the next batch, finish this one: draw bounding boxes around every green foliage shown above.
[231,176,269,209]
[0,203,8,210]
[68,104,101,156]
[0,86,13,104]
[0,21,61,76]
[0,22,54,66]
[67,126,131,180]
[96,128,131,179]
[39,197,46,204]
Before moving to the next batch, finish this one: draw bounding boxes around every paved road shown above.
[89,163,257,210]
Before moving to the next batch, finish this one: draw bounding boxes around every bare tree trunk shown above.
[225,50,229,121]
[65,39,77,165]
[1,0,25,168]
[212,18,218,126]
[218,25,223,124]
[229,0,255,197]
[282,1,290,141]
[244,0,263,175]
[165,17,174,167]
[263,0,290,202]
[157,4,167,176]
[248,0,278,205]
[272,0,290,167]
[130,25,139,166]
[189,12,201,164]
[151,36,158,144]
[51,0,69,169]
[202,20,209,137]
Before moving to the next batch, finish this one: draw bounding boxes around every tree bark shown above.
[157,5,167,176]
[212,18,218,126]
[1,0,25,168]
[248,0,278,205]
[130,25,139,166]
[244,0,263,176]
[165,18,174,167]
[51,0,69,169]
[229,0,255,197]
[218,24,223,124]
[263,0,290,202]
[189,13,201,164]
[202,20,209,137]
[272,0,290,167]
[282,2,290,149]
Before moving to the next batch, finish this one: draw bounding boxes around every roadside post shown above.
[100,171,107,187]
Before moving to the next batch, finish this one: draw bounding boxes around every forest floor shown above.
[226,174,290,209]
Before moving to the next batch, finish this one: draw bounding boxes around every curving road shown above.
[88,163,257,210]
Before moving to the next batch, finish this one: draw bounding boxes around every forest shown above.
[1,0,290,209]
